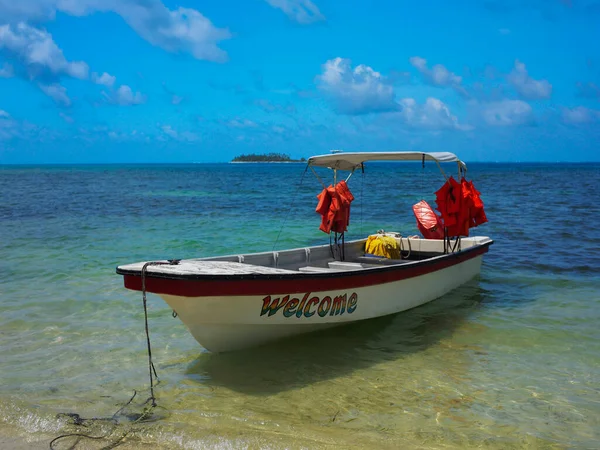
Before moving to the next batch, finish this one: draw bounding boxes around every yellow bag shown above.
[365,234,401,259]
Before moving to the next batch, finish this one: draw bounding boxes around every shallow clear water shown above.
[1,162,599,449]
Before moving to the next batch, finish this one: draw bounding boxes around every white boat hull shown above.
[116,150,493,353]
[158,254,483,352]
[118,236,492,352]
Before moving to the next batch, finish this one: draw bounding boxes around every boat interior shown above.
[197,235,489,274]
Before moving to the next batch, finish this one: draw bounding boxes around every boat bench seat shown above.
[328,261,364,271]
[298,266,341,273]
[354,256,413,266]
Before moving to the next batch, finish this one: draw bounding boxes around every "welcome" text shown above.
[260,292,358,318]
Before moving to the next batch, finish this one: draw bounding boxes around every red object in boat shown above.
[435,176,487,237]
[412,200,444,239]
[461,178,488,228]
[316,180,355,233]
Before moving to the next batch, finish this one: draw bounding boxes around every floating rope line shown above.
[50,259,179,449]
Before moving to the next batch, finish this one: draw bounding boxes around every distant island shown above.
[231,153,306,163]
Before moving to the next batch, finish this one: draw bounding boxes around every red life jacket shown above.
[412,200,444,239]
[434,176,487,237]
[334,180,354,232]
[461,179,488,227]
[315,180,354,234]
[435,176,464,235]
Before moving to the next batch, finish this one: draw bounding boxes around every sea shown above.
[0,162,599,449]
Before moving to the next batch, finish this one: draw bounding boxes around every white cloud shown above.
[0,2,229,110]
[97,127,150,142]
[265,0,325,24]
[317,57,398,115]
[0,0,57,23]
[0,22,96,106]
[161,82,185,105]
[396,97,470,130]
[507,60,552,99]
[253,98,296,114]
[0,108,19,139]
[409,56,462,88]
[161,124,198,141]
[226,118,258,128]
[92,71,116,87]
[0,22,89,79]
[0,62,14,77]
[59,111,74,123]
[119,6,231,62]
[576,81,600,100]
[482,99,534,126]
[39,83,70,106]
[561,106,600,125]
[161,124,178,138]
[105,85,146,105]
[1,0,232,63]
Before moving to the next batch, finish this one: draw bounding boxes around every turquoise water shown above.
[1,162,599,449]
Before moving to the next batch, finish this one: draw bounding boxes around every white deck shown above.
[117,260,299,276]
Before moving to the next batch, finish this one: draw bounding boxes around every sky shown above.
[0,0,599,164]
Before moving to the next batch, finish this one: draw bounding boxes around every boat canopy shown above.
[307,151,466,172]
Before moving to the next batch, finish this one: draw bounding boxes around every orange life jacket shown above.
[315,180,354,234]
[461,178,488,228]
[434,176,487,237]
[412,200,444,239]
[435,176,463,235]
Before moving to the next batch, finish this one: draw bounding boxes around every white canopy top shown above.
[307,151,466,172]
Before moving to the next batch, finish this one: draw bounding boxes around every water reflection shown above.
[186,280,488,395]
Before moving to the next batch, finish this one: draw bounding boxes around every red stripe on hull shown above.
[122,246,488,297]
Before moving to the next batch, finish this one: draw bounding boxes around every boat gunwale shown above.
[116,239,493,283]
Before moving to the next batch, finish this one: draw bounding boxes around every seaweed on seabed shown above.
[49,389,169,449]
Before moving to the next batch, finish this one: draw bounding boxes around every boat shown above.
[116,151,493,352]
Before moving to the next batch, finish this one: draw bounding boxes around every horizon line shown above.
[1,160,599,166]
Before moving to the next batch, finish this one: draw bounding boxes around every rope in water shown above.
[140,260,179,406]
[49,259,179,449]
[49,390,141,450]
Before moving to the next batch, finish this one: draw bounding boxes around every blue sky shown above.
[0,0,599,163]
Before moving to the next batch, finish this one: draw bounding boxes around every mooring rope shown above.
[49,391,139,450]
[140,260,180,406]
[49,259,180,449]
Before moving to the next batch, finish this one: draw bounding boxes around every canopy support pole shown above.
[434,160,450,182]
[309,165,327,189]
[345,168,355,183]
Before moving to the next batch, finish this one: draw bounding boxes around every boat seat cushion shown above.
[328,261,364,270]
[354,256,412,266]
[298,266,341,273]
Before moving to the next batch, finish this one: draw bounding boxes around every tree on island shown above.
[231,153,306,162]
